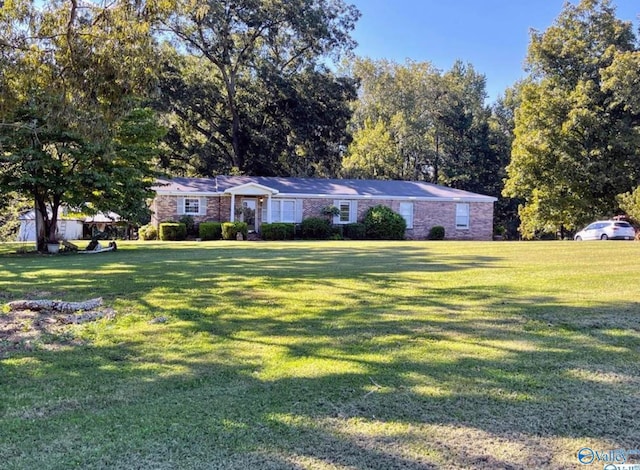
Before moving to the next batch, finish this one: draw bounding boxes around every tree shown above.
[618,187,640,224]
[0,193,31,242]
[503,0,640,238]
[489,84,525,238]
[156,0,360,176]
[346,59,439,181]
[342,119,399,178]
[345,58,503,195]
[0,0,162,251]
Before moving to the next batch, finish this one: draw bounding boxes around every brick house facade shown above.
[151,176,496,240]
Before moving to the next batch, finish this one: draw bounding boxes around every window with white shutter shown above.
[184,198,200,215]
[333,200,356,224]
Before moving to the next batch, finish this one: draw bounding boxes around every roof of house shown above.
[153,176,497,202]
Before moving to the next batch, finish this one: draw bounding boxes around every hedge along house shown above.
[150,176,497,240]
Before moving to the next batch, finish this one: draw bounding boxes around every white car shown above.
[574,220,636,240]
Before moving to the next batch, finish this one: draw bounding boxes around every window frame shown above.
[263,198,297,223]
[399,202,414,229]
[280,200,296,223]
[333,200,356,224]
[455,203,470,230]
[183,197,201,215]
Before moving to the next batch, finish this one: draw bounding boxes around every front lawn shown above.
[1,240,639,469]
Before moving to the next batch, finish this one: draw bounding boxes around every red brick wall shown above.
[301,198,494,240]
[151,195,227,225]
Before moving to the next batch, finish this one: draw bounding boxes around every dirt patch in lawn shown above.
[0,296,115,356]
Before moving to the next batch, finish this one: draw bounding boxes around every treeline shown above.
[1,0,639,241]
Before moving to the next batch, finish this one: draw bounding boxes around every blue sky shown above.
[348,0,640,103]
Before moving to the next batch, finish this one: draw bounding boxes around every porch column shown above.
[230,194,236,222]
[267,194,272,223]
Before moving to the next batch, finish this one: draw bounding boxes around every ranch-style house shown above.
[150,176,497,240]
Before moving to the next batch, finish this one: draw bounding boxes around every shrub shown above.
[300,217,332,239]
[321,205,340,218]
[363,205,406,240]
[222,222,248,240]
[138,224,157,241]
[261,223,295,240]
[199,222,222,240]
[428,225,445,240]
[179,215,197,237]
[344,223,366,240]
[159,223,187,241]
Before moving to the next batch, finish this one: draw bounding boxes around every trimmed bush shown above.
[179,215,197,237]
[159,223,187,241]
[261,223,295,241]
[222,222,248,240]
[138,224,157,241]
[300,217,332,239]
[199,222,222,240]
[344,223,366,240]
[363,205,406,240]
[428,225,445,240]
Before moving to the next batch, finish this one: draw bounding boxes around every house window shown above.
[183,198,201,215]
[456,203,470,229]
[281,200,296,223]
[263,199,297,223]
[339,202,351,222]
[399,202,414,229]
[333,200,356,224]
[270,202,280,222]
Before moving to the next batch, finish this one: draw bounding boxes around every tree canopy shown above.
[503,0,640,238]
[343,58,509,197]
[0,0,163,250]
[155,0,360,177]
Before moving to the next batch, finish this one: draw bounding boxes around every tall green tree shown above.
[346,59,439,181]
[345,58,502,194]
[503,0,640,238]
[343,118,399,178]
[489,84,525,238]
[0,0,162,251]
[156,0,359,176]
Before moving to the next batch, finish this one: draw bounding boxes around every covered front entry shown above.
[224,182,280,232]
[239,198,257,231]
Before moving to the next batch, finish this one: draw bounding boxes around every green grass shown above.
[1,240,639,469]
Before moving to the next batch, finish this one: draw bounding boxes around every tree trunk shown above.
[35,200,46,252]
[6,297,103,313]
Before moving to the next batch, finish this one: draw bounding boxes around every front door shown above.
[240,198,257,231]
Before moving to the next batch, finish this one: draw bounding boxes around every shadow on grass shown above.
[0,243,500,298]
[1,243,639,468]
